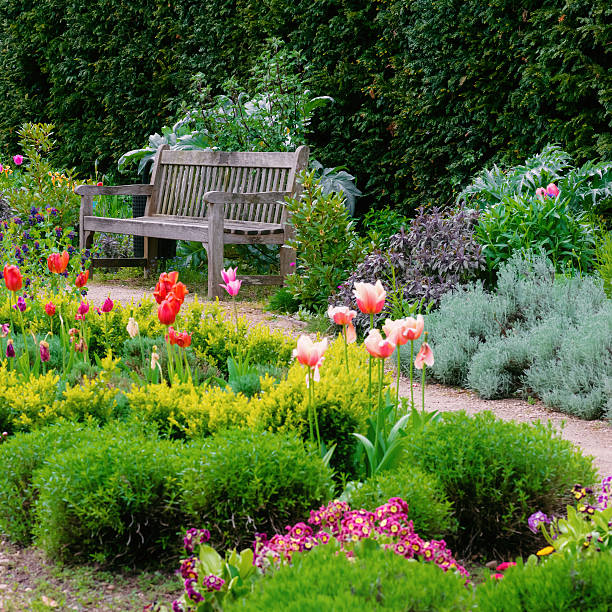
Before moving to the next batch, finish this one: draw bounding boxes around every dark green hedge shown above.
[0,0,608,212]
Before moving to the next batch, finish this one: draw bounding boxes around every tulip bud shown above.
[126,317,139,338]
[39,340,50,362]
[101,296,114,313]
[6,339,15,358]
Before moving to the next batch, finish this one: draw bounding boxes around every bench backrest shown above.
[149,146,309,223]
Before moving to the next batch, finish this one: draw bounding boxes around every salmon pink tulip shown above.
[353,281,386,315]
[75,270,89,288]
[364,329,396,359]
[47,251,69,274]
[402,315,424,341]
[158,299,176,325]
[327,305,357,343]
[3,265,22,292]
[293,335,327,382]
[535,187,547,199]
[414,342,434,369]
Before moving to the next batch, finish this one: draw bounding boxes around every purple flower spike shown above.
[528,511,551,534]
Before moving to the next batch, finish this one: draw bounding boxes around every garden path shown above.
[89,281,612,479]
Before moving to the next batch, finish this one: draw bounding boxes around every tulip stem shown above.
[309,369,321,452]
[395,345,401,420]
[422,363,426,412]
[16,307,30,375]
[409,339,415,410]
[368,313,374,413]
[343,325,350,376]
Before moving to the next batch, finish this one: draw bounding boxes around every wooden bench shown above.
[75,145,309,298]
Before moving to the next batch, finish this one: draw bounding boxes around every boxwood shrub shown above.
[345,465,457,540]
[180,429,334,551]
[476,554,612,612]
[226,542,471,612]
[0,422,101,544]
[33,426,188,565]
[403,411,596,556]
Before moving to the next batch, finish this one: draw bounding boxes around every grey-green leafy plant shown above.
[458,144,612,215]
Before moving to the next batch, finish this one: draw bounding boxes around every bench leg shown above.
[207,203,225,299]
[144,237,158,279]
[280,244,296,279]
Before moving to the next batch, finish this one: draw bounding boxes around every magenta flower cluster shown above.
[253,497,469,579]
[171,528,225,612]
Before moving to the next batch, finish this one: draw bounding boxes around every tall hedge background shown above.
[0,0,609,213]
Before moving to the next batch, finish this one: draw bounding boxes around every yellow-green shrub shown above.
[126,381,252,439]
[250,337,390,477]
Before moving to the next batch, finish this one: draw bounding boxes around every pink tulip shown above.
[221,267,237,284]
[327,305,357,343]
[546,183,559,197]
[221,279,242,297]
[401,315,424,341]
[293,335,328,382]
[353,281,386,315]
[414,342,434,369]
[364,329,396,359]
[39,341,50,363]
[12,155,23,166]
[101,297,114,313]
[535,187,547,199]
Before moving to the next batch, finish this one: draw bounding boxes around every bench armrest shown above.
[202,191,292,205]
[74,184,154,197]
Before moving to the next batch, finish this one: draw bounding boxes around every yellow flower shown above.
[536,546,555,556]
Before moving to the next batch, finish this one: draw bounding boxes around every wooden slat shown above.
[161,149,298,168]
[159,164,175,215]
[75,184,153,196]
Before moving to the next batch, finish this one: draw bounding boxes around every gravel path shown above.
[88,281,612,479]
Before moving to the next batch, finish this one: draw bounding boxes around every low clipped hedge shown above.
[345,465,457,540]
[476,554,612,612]
[226,542,471,612]
[33,427,187,564]
[180,429,334,551]
[403,411,596,556]
[0,422,102,544]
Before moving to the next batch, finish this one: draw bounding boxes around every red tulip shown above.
[100,297,114,313]
[47,251,69,274]
[3,265,22,292]
[75,270,89,288]
[353,281,386,315]
[158,299,176,325]
[44,302,56,316]
[153,271,179,304]
[171,282,189,305]
[177,331,192,348]
[364,329,395,359]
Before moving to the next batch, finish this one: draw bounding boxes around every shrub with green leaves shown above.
[0,422,101,544]
[285,171,366,311]
[225,542,471,612]
[403,411,596,556]
[180,429,334,551]
[476,554,612,612]
[33,427,187,564]
[344,465,456,540]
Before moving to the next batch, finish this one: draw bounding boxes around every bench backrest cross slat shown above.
[150,149,303,222]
